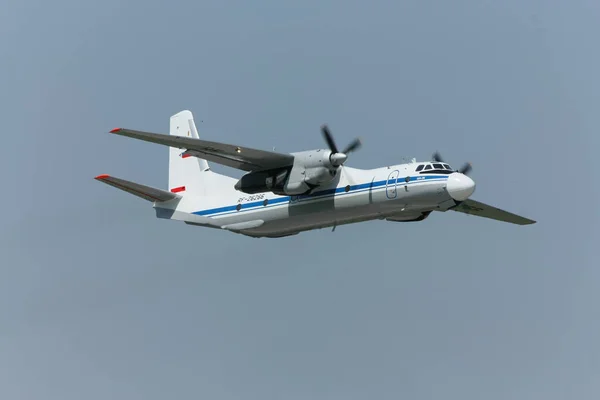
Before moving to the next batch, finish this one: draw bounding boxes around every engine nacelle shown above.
[289,149,339,186]
[234,168,291,194]
[234,149,340,195]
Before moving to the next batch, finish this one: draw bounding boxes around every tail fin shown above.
[167,110,236,196]
[168,110,211,195]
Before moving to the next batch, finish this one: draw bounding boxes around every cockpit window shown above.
[424,164,432,170]
[433,163,443,169]
[415,164,424,171]
[443,164,452,170]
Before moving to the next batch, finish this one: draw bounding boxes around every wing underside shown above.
[452,199,536,225]
[109,128,294,171]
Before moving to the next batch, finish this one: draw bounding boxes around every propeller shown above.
[321,124,362,167]
[432,151,472,175]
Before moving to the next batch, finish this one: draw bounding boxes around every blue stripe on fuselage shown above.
[192,175,448,217]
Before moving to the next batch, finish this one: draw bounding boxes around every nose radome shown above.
[446,173,475,201]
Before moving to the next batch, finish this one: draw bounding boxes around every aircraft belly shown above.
[235,181,448,237]
[243,204,381,237]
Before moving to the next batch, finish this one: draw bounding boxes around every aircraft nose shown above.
[446,172,475,201]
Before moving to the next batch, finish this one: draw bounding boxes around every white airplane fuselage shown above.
[96,109,535,233]
[154,164,474,238]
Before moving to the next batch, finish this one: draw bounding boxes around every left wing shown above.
[109,128,294,171]
[452,199,536,225]
[95,174,180,202]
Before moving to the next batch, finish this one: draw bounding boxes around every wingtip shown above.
[521,218,537,225]
[95,174,110,180]
[109,128,121,133]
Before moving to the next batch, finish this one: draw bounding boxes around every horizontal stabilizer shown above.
[452,199,536,225]
[95,174,180,203]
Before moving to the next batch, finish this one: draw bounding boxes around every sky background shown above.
[1,0,598,399]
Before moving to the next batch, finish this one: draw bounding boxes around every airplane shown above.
[95,110,536,238]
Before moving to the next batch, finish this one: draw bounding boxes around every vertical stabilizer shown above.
[167,110,237,197]
[168,110,210,195]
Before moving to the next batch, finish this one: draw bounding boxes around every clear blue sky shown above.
[1,0,598,399]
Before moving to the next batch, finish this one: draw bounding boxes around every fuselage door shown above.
[386,169,399,199]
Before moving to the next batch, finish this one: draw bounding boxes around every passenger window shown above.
[433,163,443,169]
[416,164,424,171]
[424,164,432,170]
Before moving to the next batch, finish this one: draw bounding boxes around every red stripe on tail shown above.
[171,186,186,193]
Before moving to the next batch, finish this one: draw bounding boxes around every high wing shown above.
[95,174,180,202]
[109,128,294,171]
[452,199,536,225]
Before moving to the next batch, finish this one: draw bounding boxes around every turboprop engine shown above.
[234,125,362,195]
[234,167,291,194]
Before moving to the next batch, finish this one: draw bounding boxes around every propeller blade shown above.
[321,124,339,154]
[432,150,471,175]
[342,138,362,154]
[459,162,472,175]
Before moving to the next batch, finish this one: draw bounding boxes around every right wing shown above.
[95,174,180,202]
[452,199,536,225]
[109,128,295,171]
